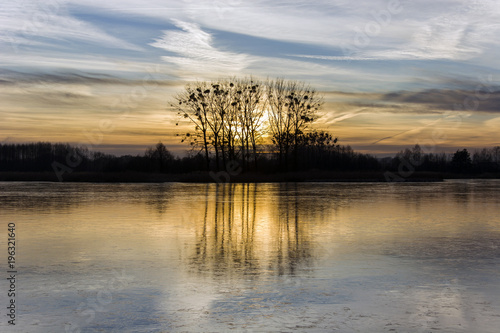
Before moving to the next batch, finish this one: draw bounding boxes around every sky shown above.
[1,0,500,156]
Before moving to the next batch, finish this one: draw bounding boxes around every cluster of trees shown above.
[0,142,178,173]
[174,77,323,172]
[0,142,87,172]
[386,144,500,174]
[470,147,500,172]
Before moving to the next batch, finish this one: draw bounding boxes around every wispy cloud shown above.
[0,1,142,51]
[369,16,483,61]
[322,108,369,125]
[150,20,250,78]
[381,89,500,113]
[0,69,177,87]
[3,0,500,86]
[287,1,499,62]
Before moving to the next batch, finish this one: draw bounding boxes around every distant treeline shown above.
[385,144,500,174]
[1,142,499,175]
[0,141,379,174]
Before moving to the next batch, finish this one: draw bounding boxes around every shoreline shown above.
[1,171,498,183]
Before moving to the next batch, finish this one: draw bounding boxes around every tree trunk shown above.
[202,130,210,171]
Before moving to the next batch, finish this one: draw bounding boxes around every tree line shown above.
[1,142,499,175]
[0,141,377,174]
[386,144,500,174]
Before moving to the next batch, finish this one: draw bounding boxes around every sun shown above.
[256,108,272,141]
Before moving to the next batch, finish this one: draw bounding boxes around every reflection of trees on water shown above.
[273,183,314,276]
[0,183,82,213]
[190,184,259,276]
[189,183,314,277]
[144,183,173,216]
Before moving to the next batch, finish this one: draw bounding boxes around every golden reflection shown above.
[188,183,314,277]
[145,183,173,216]
[7,182,499,280]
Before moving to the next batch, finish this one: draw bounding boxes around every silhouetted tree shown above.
[145,142,174,173]
[174,81,213,170]
[266,78,323,171]
[451,149,472,172]
[472,146,500,173]
[394,144,424,171]
[232,77,266,170]
[174,77,269,172]
[297,131,338,170]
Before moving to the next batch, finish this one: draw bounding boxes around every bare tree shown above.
[266,78,292,170]
[145,142,174,172]
[174,81,213,170]
[232,77,265,170]
[287,81,322,170]
[174,77,323,172]
[207,80,230,170]
[266,78,322,171]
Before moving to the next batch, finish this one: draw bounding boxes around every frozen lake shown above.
[1,180,500,332]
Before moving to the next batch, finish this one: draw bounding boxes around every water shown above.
[1,180,500,332]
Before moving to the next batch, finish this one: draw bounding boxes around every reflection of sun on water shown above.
[158,183,317,277]
[258,109,271,141]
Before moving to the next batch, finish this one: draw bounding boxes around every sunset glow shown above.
[2,1,500,156]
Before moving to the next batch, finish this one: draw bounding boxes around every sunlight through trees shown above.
[174,77,328,172]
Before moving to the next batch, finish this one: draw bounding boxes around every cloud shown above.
[323,88,500,115]
[381,89,500,113]
[368,16,482,61]
[484,116,500,129]
[3,0,500,89]
[0,69,177,87]
[286,1,500,62]
[290,54,379,61]
[0,1,141,51]
[150,20,250,78]
[148,19,352,82]
[321,107,370,125]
